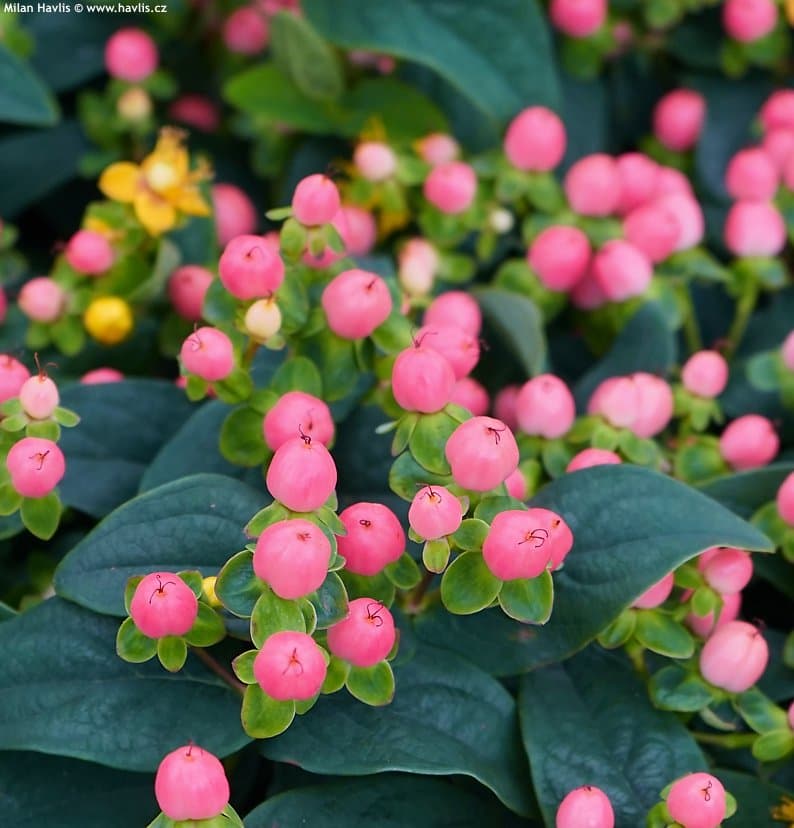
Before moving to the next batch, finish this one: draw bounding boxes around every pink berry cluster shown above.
[0,356,79,538]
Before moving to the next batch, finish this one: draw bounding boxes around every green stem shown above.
[725,278,759,359]
[403,570,434,615]
[191,646,245,698]
[243,338,260,368]
[693,731,756,749]
[675,282,702,355]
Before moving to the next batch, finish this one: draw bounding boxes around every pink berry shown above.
[80,367,124,384]
[18,277,66,323]
[391,341,456,414]
[656,166,694,196]
[588,376,638,430]
[223,6,269,54]
[168,265,213,322]
[504,468,528,500]
[105,28,158,82]
[681,350,729,398]
[725,148,778,201]
[253,518,331,599]
[782,330,794,371]
[698,547,753,594]
[761,90,794,132]
[445,416,519,492]
[337,502,405,576]
[322,269,392,340]
[493,384,520,432]
[0,355,30,403]
[180,327,234,382]
[218,234,285,301]
[528,225,590,292]
[213,184,257,247]
[19,374,59,420]
[408,485,463,540]
[423,161,477,214]
[416,133,460,166]
[632,572,675,609]
[354,141,397,182]
[416,324,480,380]
[777,471,794,525]
[155,745,230,822]
[334,206,376,256]
[687,590,741,638]
[725,200,786,257]
[667,773,726,828]
[398,238,439,297]
[169,94,220,132]
[631,373,675,438]
[723,0,778,43]
[700,620,769,692]
[450,377,489,416]
[592,240,653,302]
[653,89,706,152]
[550,0,606,37]
[720,414,778,470]
[566,448,622,473]
[253,630,326,700]
[571,267,608,310]
[129,572,198,638]
[615,153,660,214]
[292,174,341,226]
[266,434,337,512]
[564,154,621,217]
[655,192,705,251]
[65,230,114,276]
[623,202,680,263]
[761,127,794,171]
[326,597,396,667]
[7,436,65,497]
[556,785,615,828]
[504,106,567,172]
[516,374,575,439]
[263,391,334,452]
[483,508,572,580]
[424,291,482,336]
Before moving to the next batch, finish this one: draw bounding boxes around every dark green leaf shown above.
[271,11,344,101]
[699,463,794,519]
[474,287,546,378]
[57,380,195,517]
[260,644,535,815]
[634,611,695,659]
[715,770,793,828]
[0,120,88,217]
[55,474,263,616]
[242,685,295,739]
[0,599,249,769]
[0,751,157,828]
[244,774,510,828]
[216,551,264,618]
[520,647,705,827]
[416,465,772,674]
[303,0,559,126]
[0,43,58,126]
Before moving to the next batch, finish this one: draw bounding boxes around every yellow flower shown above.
[772,794,794,825]
[84,296,134,345]
[98,128,211,236]
[786,0,794,26]
[201,576,223,609]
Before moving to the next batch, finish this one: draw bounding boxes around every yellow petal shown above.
[173,186,211,217]
[98,162,140,203]
[134,190,176,235]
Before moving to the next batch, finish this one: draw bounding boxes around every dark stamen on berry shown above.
[282,647,304,676]
[519,528,548,548]
[29,450,50,471]
[366,601,385,627]
[148,574,176,604]
[701,780,712,802]
[359,518,372,527]
[487,424,506,444]
[298,424,312,445]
